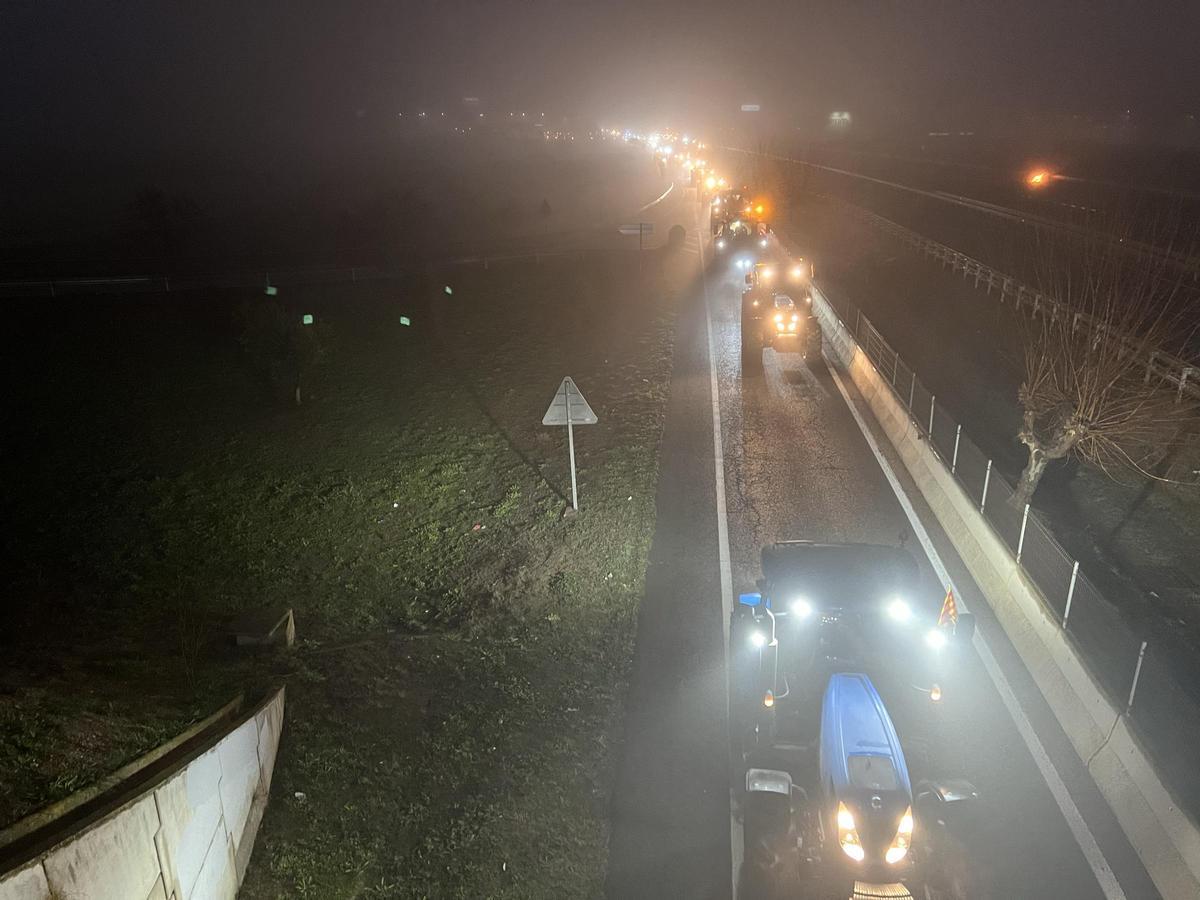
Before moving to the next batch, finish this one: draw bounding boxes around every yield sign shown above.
[542,377,598,425]
[542,377,596,511]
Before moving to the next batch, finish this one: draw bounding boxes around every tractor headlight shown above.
[886,806,914,864]
[837,802,865,862]
[790,597,813,618]
[750,630,767,648]
[774,312,784,323]
[926,628,948,650]
[887,598,912,622]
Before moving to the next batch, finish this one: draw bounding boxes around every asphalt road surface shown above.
[607,179,1162,899]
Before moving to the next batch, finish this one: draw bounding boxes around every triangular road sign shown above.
[542,376,598,426]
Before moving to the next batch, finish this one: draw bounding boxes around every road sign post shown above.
[542,376,598,511]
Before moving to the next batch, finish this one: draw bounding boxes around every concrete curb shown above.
[811,286,1200,899]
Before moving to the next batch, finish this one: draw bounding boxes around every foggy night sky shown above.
[2,1,1197,230]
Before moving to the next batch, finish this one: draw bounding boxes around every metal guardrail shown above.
[819,286,1200,815]
[827,197,1200,402]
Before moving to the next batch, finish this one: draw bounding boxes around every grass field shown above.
[2,234,690,896]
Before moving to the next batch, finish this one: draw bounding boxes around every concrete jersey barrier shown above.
[0,687,284,900]
[809,285,1200,899]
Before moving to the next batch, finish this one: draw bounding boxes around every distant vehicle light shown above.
[930,683,943,702]
[790,265,804,279]
[717,239,727,249]
[926,628,948,650]
[774,312,785,323]
[760,239,768,248]
[750,630,768,648]
[762,690,775,708]
[887,599,912,622]
[755,204,764,214]
[790,597,813,618]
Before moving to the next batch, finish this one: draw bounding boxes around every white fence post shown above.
[1126,641,1148,715]
[1062,560,1080,629]
[979,459,992,512]
[951,424,962,474]
[909,371,916,410]
[928,395,936,437]
[1016,503,1030,562]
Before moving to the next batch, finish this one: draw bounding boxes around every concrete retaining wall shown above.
[0,688,284,900]
[811,287,1200,899]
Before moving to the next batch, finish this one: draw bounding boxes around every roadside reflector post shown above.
[928,395,936,438]
[1062,560,1080,629]
[1016,503,1030,563]
[979,459,992,512]
[302,314,314,326]
[951,424,962,474]
[1126,641,1148,715]
[909,371,916,410]
[400,315,412,327]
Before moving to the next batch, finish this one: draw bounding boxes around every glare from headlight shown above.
[759,239,768,247]
[888,598,912,622]
[926,628,948,650]
[790,265,803,279]
[837,802,865,862]
[761,267,774,279]
[750,630,767,648]
[716,239,726,249]
[886,806,914,864]
[774,312,784,323]
[790,597,813,618]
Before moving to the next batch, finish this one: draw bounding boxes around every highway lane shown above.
[706,234,1159,899]
[608,171,1158,897]
[606,184,732,900]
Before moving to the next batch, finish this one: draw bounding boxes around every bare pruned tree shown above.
[1014,220,1200,506]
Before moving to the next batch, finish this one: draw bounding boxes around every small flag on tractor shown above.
[938,588,958,627]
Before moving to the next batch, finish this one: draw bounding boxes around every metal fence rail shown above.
[828,197,1200,402]
[821,284,1200,816]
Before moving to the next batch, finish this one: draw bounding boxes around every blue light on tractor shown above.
[738,592,762,607]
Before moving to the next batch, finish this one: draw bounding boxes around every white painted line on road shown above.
[696,209,741,899]
[638,182,675,213]
[824,360,1128,900]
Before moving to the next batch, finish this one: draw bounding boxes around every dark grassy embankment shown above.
[2,237,691,896]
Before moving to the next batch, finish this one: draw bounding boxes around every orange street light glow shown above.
[1027,169,1051,188]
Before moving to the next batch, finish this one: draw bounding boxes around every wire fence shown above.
[822,287,1200,818]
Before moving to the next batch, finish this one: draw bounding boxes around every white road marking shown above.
[695,209,741,899]
[638,182,675,212]
[823,355,1128,900]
